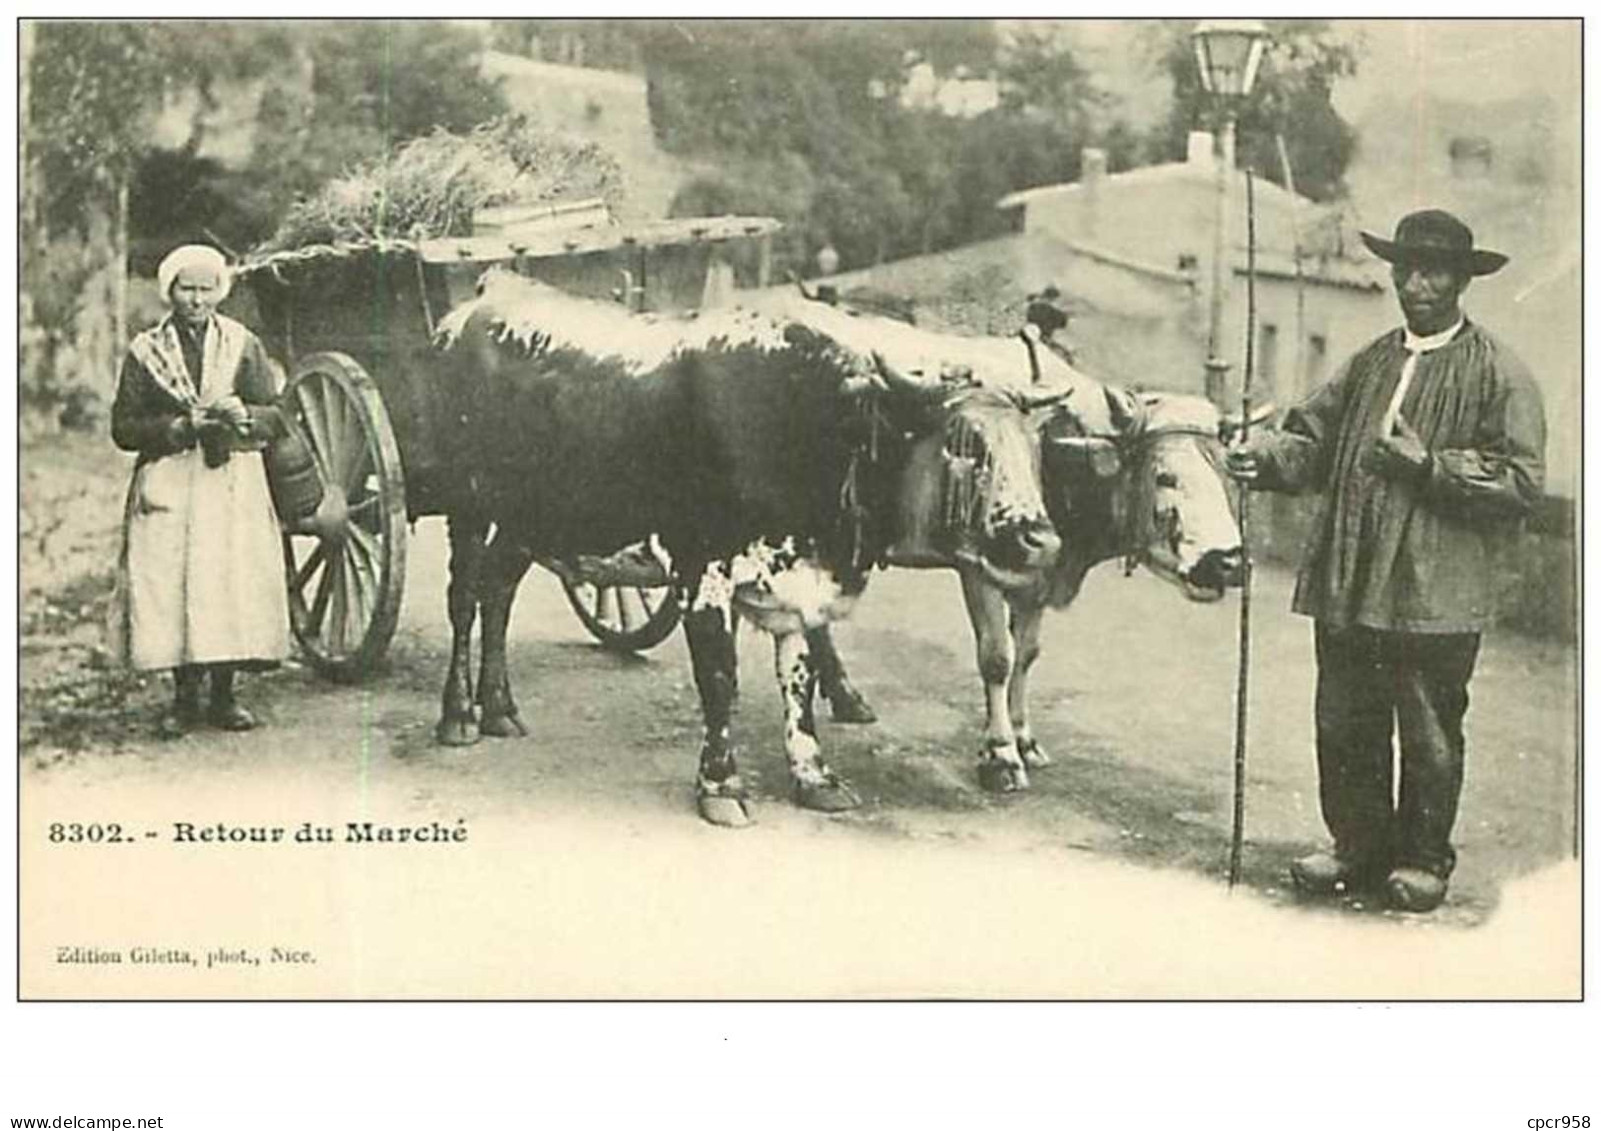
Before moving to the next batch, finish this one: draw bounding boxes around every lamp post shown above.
[1192,19,1269,407]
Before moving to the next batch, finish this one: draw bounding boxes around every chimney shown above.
[1187,130,1214,170]
[1080,147,1107,240]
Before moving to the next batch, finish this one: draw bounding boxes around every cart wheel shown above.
[281,351,408,681]
[562,579,682,653]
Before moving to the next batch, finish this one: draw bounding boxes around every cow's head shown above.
[1045,388,1244,601]
[865,353,1061,589]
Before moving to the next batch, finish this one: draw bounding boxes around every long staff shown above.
[1228,170,1259,891]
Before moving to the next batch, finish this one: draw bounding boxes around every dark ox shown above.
[812,366,1245,793]
[428,272,1056,825]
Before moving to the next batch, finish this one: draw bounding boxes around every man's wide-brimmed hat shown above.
[1359,209,1508,277]
[1025,285,1076,335]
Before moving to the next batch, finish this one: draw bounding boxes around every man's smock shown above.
[1252,320,1545,633]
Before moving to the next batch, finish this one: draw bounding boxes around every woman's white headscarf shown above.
[157,244,232,306]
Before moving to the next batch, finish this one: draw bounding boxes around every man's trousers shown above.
[1313,622,1482,878]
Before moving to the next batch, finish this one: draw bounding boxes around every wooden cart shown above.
[229,215,782,680]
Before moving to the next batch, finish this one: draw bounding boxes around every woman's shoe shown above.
[209,702,259,731]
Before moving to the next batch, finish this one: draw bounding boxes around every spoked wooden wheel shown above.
[280,351,408,681]
[562,577,681,654]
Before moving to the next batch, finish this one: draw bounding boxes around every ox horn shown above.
[871,350,946,403]
[787,270,817,301]
[1105,386,1143,435]
[1219,400,1277,444]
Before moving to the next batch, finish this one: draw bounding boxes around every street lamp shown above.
[1192,19,1269,407]
[1193,19,1269,101]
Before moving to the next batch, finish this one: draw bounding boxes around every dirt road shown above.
[20,504,1581,997]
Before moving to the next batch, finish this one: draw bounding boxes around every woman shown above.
[110,244,290,737]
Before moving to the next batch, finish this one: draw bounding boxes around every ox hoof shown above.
[977,755,1030,794]
[793,775,862,813]
[479,712,529,739]
[697,778,753,828]
[435,716,481,747]
[828,690,878,725]
[1017,738,1051,770]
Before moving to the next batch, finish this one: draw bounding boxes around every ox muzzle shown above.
[971,515,1061,589]
[1045,387,1246,604]
[1145,543,1246,603]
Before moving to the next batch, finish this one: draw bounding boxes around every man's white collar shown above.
[1403,318,1464,354]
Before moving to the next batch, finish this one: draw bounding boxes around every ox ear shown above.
[1218,401,1277,445]
[840,372,886,398]
[1047,435,1122,478]
[1104,386,1144,436]
[1016,387,1074,414]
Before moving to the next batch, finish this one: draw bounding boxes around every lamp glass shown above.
[1192,21,1269,99]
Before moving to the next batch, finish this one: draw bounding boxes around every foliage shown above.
[668,151,818,270]
[29,22,511,250]
[1144,19,1359,201]
[23,21,509,419]
[19,232,103,412]
[305,22,504,143]
[491,19,643,71]
[497,19,1354,273]
[258,118,623,251]
[27,22,286,237]
[994,22,1104,130]
[27,24,159,233]
[638,19,1128,274]
[127,149,252,274]
[136,22,510,256]
[23,25,207,416]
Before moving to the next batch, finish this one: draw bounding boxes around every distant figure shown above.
[110,244,291,737]
[1227,210,1546,912]
[1020,284,1079,381]
[1028,285,1080,357]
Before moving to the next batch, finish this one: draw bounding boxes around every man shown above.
[1227,209,1546,912]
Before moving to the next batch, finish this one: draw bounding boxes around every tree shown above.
[211,22,508,251]
[492,19,643,71]
[994,22,1104,132]
[1146,19,1360,201]
[643,20,1007,272]
[23,21,509,422]
[642,20,1143,275]
[23,23,251,415]
[944,113,1082,242]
